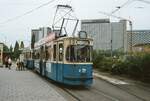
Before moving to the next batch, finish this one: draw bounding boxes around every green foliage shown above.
[3,44,9,52]
[31,34,35,49]
[111,61,128,75]
[140,53,150,82]
[93,50,104,68]
[93,50,113,72]
[93,50,150,83]
[13,41,21,59]
[99,58,113,72]
[14,41,19,52]
[9,45,13,53]
[127,55,143,78]
[9,45,13,59]
[20,41,24,49]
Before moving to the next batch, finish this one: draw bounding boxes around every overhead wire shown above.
[111,0,150,14]
[136,0,150,4]
[0,0,58,25]
[111,0,135,14]
[99,11,131,21]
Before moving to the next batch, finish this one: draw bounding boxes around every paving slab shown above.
[0,65,67,101]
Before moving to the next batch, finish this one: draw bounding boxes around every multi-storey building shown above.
[127,30,150,52]
[31,27,52,43]
[81,19,127,52]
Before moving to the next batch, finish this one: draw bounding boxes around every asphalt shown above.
[94,69,150,101]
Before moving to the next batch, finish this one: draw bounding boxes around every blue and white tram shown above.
[22,47,34,69]
[34,32,93,86]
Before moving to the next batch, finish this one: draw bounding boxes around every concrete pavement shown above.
[0,64,67,101]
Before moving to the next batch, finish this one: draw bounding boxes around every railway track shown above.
[32,70,149,101]
[33,70,117,101]
[46,78,120,101]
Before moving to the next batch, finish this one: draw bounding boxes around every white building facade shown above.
[81,19,127,52]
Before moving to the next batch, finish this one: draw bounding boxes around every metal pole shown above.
[72,19,79,37]
[110,23,113,57]
[129,21,133,52]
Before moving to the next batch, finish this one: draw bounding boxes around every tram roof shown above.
[55,36,93,41]
[34,36,93,48]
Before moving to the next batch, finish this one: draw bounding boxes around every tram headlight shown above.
[82,68,87,73]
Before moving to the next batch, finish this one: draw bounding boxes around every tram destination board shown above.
[76,40,89,45]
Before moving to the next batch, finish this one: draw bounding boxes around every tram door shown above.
[56,42,64,82]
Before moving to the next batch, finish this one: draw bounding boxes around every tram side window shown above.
[32,52,36,59]
[37,53,40,59]
[45,46,49,60]
[30,52,31,58]
[34,52,40,59]
[40,46,45,59]
[66,46,74,61]
[53,45,56,61]
[27,52,30,59]
[59,44,63,61]
[0,50,1,62]
[46,46,51,60]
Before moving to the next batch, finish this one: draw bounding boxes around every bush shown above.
[140,53,150,82]
[93,50,104,68]
[111,61,128,75]
[99,58,113,72]
[93,50,150,83]
[93,50,113,71]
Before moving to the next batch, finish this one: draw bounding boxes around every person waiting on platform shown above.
[8,57,12,69]
[19,55,25,71]
[16,59,20,70]
[4,56,8,68]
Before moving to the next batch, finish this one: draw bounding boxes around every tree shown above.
[14,41,19,52]
[13,41,20,59]
[31,33,35,49]
[3,44,9,52]
[9,45,13,58]
[9,45,13,53]
[20,41,24,49]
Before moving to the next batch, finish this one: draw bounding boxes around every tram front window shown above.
[66,45,92,62]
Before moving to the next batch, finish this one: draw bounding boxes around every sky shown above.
[0,0,150,47]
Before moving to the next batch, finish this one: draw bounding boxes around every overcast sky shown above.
[0,0,150,47]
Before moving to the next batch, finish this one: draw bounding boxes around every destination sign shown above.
[76,40,89,45]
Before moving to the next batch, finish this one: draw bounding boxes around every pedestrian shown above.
[19,55,24,71]
[4,56,8,68]
[8,57,12,69]
[16,59,20,70]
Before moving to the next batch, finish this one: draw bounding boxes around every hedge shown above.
[93,51,150,83]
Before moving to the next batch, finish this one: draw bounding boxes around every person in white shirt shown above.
[8,57,12,69]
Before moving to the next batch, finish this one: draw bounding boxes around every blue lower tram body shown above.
[34,60,93,86]
[24,59,34,69]
[47,63,93,86]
